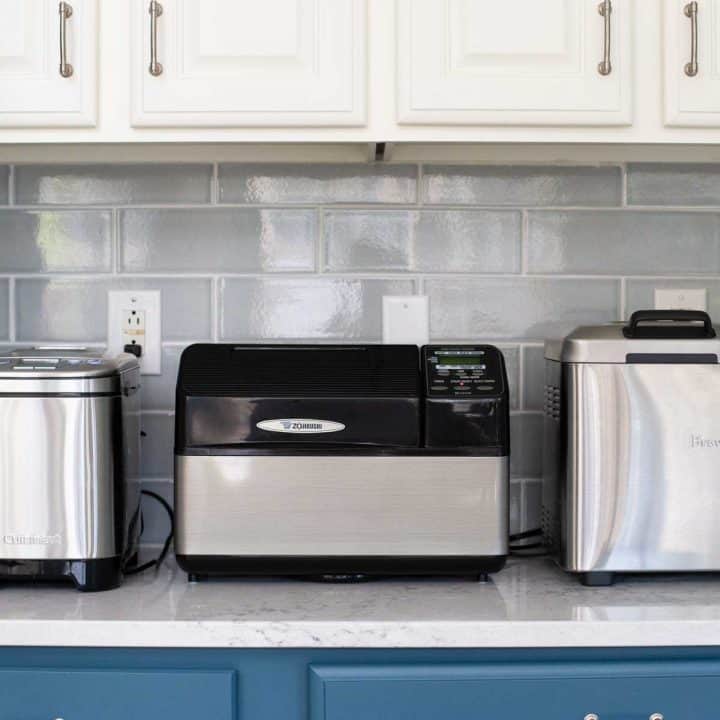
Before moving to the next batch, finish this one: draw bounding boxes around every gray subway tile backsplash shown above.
[220,277,415,340]
[6,160,719,543]
[528,210,720,275]
[218,163,418,205]
[323,209,521,273]
[426,277,619,341]
[120,208,317,273]
[0,210,112,272]
[422,165,622,207]
[627,163,720,206]
[15,278,212,342]
[14,164,213,205]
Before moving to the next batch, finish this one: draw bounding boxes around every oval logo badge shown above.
[256,419,346,434]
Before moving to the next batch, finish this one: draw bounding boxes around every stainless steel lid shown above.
[0,347,139,394]
[545,310,720,363]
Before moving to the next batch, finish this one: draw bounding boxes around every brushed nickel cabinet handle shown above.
[584,714,599,720]
[148,0,163,76]
[649,714,664,720]
[597,0,612,75]
[684,1,699,76]
[58,1,73,78]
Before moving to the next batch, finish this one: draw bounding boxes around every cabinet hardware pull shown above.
[584,715,599,720]
[58,1,73,78]
[649,714,664,720]
[684,1,698,76]
[597,0,612,75]
[148,0,163,76]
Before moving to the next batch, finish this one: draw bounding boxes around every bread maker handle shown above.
[623,309,716,339]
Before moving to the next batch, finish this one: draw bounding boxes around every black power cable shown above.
[124,489,174,576]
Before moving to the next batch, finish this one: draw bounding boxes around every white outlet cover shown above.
[108,290,162,375]
[383,295,429,346]
[654,288,707,312]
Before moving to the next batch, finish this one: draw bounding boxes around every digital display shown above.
[438,356,484,366]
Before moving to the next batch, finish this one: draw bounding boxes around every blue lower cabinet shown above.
[2,648,720,720]
[0,668,235,720]
[309,661,720,720]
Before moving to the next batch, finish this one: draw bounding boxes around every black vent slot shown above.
[178,344,420,398]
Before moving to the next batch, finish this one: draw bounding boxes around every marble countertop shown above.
[1,557,719,648]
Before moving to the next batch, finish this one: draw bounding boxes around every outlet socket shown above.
[382,295,429,346]
[654,288,707,312]
[108,291,161,374]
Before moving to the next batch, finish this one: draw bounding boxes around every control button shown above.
[13,366,36,371]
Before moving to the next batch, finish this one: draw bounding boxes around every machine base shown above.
[0,557,123,592]
[178,555,506,581]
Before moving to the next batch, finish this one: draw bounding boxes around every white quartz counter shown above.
[1,557,719,648]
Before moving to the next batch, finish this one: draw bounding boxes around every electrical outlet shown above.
[654,288,707,312]
[108,291,161,375]
[383,295,429,346]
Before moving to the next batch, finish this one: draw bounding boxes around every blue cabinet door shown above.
[310,661,720,720]
[0,669,235,720]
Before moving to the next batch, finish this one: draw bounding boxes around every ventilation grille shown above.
[543,384,561,420]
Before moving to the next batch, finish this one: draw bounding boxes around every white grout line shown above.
[7,165,14,206]
[518,345,525,410]
[7,278,14,342]
[316,207,325,273]
[620,277,627,320]
[621,162,628,207]
[520,210,529,275]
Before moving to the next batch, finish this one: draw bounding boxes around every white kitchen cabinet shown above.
[664,0,720,126]
[130,0,366,127]
[0,0,97,127]
[396,0,633,126]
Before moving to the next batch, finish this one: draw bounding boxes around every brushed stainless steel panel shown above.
[175,455,508,557]
[560,362,720,572]
[0,396,121,560]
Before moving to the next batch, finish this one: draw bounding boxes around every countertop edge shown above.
[1,620,719,649]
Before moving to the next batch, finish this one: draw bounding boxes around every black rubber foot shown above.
[188,573,209,583]
[580,571,615,587]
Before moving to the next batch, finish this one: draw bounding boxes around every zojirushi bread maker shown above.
[0,348,141,591]
[174,344,509,580]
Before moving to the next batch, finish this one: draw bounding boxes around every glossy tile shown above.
[426,278,619,341]
[140,414,174,479]
[120,208,316,273]
[510,413,543,479]
[522,345,546,411]
[0,210,111,272]
[220,277,415,340]
[323,210,520,272]
[627,163,720,206]
[218,164,418,204]
[422,165,622,206]
[528,210,720,274]
[15,278,212,342]
[0,281,8,340]
[626,279,720,321]
[141,345,185,411]
[14,164,213,205]
[140,480,174,544]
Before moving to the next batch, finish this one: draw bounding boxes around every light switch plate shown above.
[383,295,429,346]
[108,290,162,375]
[654,288,707,312]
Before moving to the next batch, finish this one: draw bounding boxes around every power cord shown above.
[124,489,174,576]
[509,527,550,557]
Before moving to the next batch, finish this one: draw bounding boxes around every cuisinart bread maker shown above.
[0,348,141,591]
[174,343,510,581]
[544,310,720,586]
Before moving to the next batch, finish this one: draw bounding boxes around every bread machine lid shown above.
[0,347,138,388]
[545,310,720,363]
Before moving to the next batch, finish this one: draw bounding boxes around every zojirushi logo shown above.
[690,434,720,448]
[257,419,346,434]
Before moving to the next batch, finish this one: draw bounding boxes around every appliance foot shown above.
[473,573,490,583]
[188,573,209,583]
[580,571,615,587]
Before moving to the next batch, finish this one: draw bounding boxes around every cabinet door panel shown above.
[310,661,720,720]
[131,0,366,127]
[0,0,97,126]
[664,0,720,125]
[397,0,633,126]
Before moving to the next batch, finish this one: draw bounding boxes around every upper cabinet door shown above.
[664,0,720,126]
[397,0,633,126]
[0,0,97,127]
[131,0,367,127]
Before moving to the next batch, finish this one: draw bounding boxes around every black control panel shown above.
[423,346,505,398]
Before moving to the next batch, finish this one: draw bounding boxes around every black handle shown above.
[623,309,716,339]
